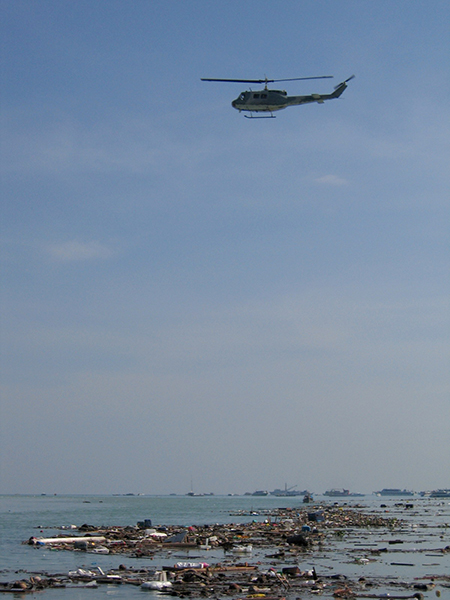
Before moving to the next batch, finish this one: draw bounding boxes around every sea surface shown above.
[1,494,449,599]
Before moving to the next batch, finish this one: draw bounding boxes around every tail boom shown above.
[287,75,355,106]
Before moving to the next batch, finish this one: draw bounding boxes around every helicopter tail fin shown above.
[331,75,355,99]
[331,82,347,98]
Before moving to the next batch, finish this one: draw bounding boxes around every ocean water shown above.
[1,494,449,599]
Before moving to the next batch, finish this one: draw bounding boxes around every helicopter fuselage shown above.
[231,89,290,112]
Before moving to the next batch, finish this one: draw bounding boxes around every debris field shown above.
[2,504,449,597]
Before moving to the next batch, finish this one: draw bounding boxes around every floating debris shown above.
[3,503,447,597]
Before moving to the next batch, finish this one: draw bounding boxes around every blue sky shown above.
[1,0,449,495]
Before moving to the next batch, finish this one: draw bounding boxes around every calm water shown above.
[1,494,449,599]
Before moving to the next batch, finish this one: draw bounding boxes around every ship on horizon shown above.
[323,488,365,497]
[374,488,415,496]
[324,488,350,497]
[270,484,306,497]
[429,488,450,498]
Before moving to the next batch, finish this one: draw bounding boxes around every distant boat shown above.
[374,488,414,496]
[186,477,204,496]
[252,490,269,496]
[324,488,350,497]
[272,489,305,496]
[429,489,450,498]
[270,484,305,497]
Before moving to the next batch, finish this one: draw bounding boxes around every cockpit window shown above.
[240,93,245,100]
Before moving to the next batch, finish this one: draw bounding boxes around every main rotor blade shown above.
[201,76,333,84]
[201,78,271,83]
[271,76,333,82]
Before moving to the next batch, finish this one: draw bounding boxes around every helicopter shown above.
[201,75,355,118]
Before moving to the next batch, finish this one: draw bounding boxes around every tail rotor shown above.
[334,74,355,89]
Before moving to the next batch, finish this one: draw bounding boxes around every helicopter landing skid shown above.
[244,113,276,119]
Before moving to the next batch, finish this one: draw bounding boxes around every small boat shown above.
[303,492,313,503]
[141,571,172,590]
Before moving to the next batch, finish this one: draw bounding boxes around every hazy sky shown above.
[1,0,449,495]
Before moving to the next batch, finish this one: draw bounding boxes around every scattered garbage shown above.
[174,561,210,569]
[137,519,153,528]
[3,503,447,597]
[141,570,172,590]
[232,543,253,553]
[286,533,309,547]
[308,510,325,522]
